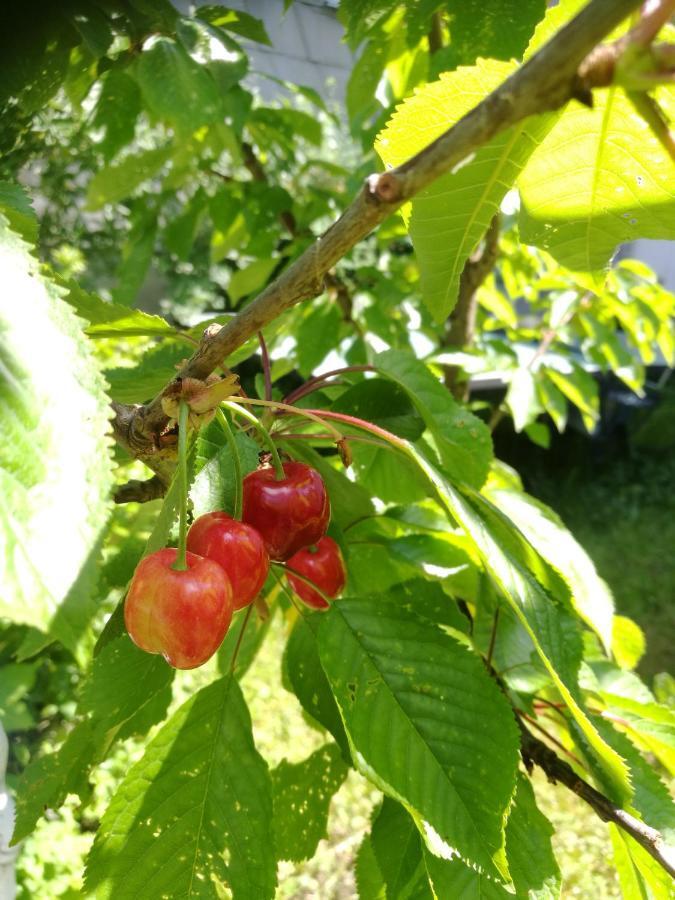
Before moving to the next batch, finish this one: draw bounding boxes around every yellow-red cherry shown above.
[124,548,233,669]
[187,512,269,610]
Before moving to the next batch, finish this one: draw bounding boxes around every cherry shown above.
[242,461,330,561]
[124,548,233,669]
[286,536,346,610]
[187,512,269,610]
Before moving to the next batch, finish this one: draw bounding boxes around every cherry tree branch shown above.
[520,723,675,879]
[111,0,644,462]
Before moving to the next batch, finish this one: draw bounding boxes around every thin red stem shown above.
[518,711,584,766]
[283,365,373,405]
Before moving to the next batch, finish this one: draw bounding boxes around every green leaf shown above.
[283,616,350,758]
[346,38,388,125]
[271,743,349,862]
[383,579,473,634]
[196,5,271,45]
[370,798,433,900]
[376,61,553,320]
[483,485,615,652]
[80,635,174,741]
[519,84,675,274]
[165,189,207,261]
[376,349,493,488]
[134,37,224,134]
[612,615,646,671]
[0,662,37,731]
[505,367,541,433]
[191,418,260,518]
[104,342,188,404]
[84,676,276,899]
[610,826,674,900]
[217,605,273,679]
[350,442,430,504]
[12,721,100,845]
[596,694,675,776]
[544,366,599,432]
[112,209,158,305]
[0,181,38,243]
[229,257,279,305]
[85,144,173,210]
[59,280,175,337]
[285,442,375,530]
[356,831,387,900]
[296,300,344,375]
[318,598,520,880]
[332,379,425,441]
[13,634,175,842]
[0,219,113,655]
[424,774,561,898]
[424,776,561,898]
[503,775,561,898]
[595,720,675,846]
[536,373,568,433]
[93,70,141,161]
[408,448,632,801]
[432,0,545,72]
[143,441,198,558]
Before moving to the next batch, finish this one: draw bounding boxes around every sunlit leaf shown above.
[85,676,276,899]
[318,598,519,881]
[519,85,675,275]
[272,743,349,862]
[376,61,554,320]
[0,219,113,659]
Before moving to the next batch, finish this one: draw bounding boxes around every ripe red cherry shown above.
[124,548,233,669]
[242,461,330,561]
[186,512,269,610]
[286,536,346,610]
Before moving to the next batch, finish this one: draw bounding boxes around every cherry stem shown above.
[273,562,334,606]
[216,408,243,520]
[232,396,344,443]
[229,604,254,674]
[283,364,373,406]
[225,400,285,480]
[173,400,190,571]
[270,566,309,619]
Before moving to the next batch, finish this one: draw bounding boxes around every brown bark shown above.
[443,213,500,398]
[520,723,675,880]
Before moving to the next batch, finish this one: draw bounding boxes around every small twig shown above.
[518,710,585,766]
[443,214,501,398]
[626,90,675,163]
[258,331,273,402]
[520,723,675,879]
[428,11,444,55]
[113,475,166,504]
[486,606,500,667]
[242,140,298,237]
[628,0,675,48]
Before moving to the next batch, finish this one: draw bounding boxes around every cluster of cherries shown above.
[124,461,346,669]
